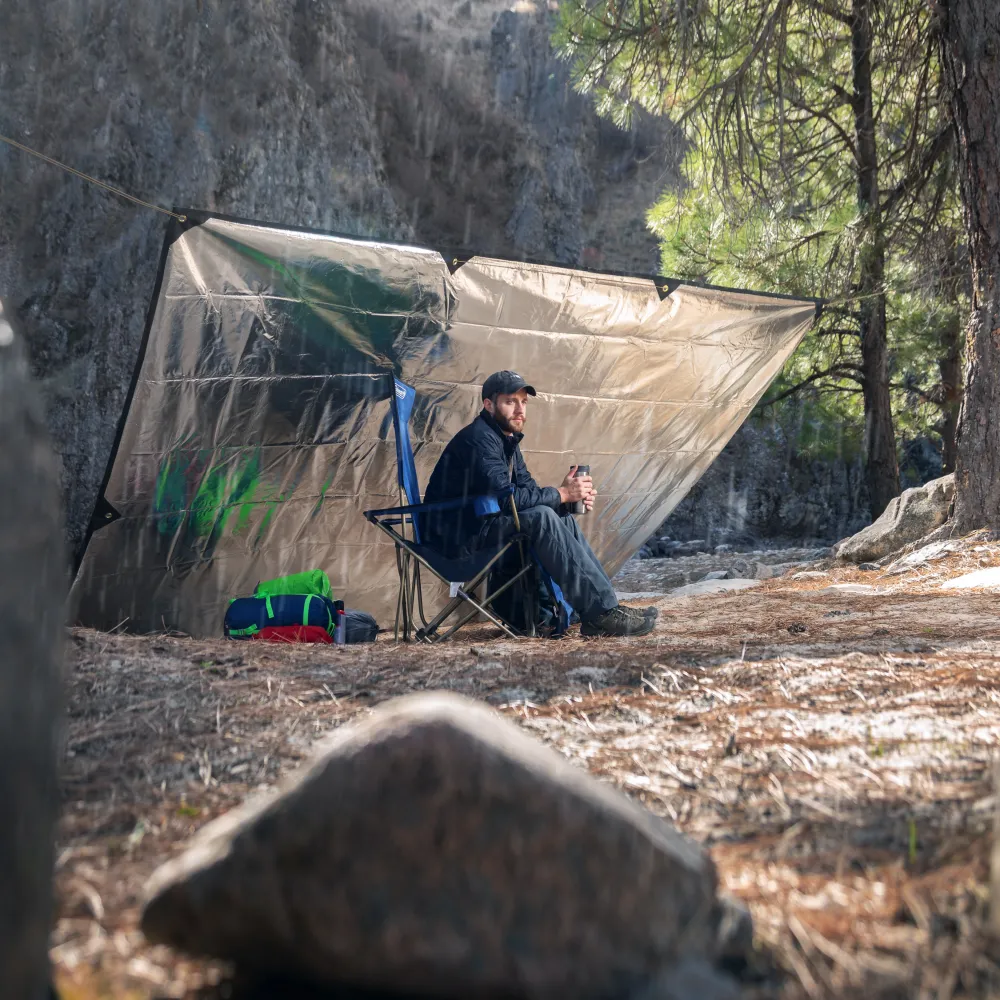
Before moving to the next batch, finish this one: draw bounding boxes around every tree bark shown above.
[851,0,900,519]
[937,311,963,474]
[937,0,1000,531]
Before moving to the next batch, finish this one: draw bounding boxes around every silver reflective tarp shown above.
[73,216,816,636]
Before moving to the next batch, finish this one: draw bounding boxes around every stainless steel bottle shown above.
[570,464,590,515]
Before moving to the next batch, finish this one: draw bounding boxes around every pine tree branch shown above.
[757,363,864,408]
[799,0,853,27]
[781,92,859,159]
[890,381,944,406]
[880,125,954,218]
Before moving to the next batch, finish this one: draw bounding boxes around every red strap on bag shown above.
[252,624,334,644]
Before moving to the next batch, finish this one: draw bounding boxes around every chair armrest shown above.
[364,486,512,523]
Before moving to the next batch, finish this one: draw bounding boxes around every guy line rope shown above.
[0,132,187,222]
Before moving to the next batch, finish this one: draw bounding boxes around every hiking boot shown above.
[623,604,659,620]
[581,605,656,637]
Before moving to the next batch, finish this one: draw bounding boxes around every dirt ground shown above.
[52,538,1000,999]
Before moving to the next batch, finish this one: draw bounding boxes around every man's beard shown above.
[493,410,524,435]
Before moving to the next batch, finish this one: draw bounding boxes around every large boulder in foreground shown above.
[142,692,722,998]
[0,299,65,1000]
[835,474,954,564]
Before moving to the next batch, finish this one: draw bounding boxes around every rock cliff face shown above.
[0,0,407,556]
[653,422,943,551]
[0,0,679,559]
[650,420,872,551]
[344,0,675,272]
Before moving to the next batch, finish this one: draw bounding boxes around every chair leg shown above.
[393,546,418,643]
[414,545,520,642]
[408,560,423,631]
[375,534,531,643]
[480,563,534,615]
[414,563,432,629]
[421,563,535,643]
[432,589,521,643]
[403,551,416,642]
[414,594,466,642]
[393,544,405,642]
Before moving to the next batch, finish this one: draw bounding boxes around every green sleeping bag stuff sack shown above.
[254,569,333,600]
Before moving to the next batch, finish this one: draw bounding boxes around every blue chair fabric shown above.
[392,379,422,537]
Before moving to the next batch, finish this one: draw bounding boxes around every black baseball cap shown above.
[482,370,537,399]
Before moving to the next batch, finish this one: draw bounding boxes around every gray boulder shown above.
[669,579,761,598]
[0,299,65,1000]
[728,557,779,580]
[142,692,722,999]
[834,474,955,564]
[819,583,877,595]
[941,567,1000,590]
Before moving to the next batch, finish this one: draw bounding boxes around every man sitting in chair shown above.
[421,370,657,637]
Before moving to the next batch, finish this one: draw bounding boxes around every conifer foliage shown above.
[558,0,963,516]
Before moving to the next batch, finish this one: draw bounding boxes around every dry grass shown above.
[51,537,1000,998]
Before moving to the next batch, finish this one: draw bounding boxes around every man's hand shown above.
[557,465,596,506]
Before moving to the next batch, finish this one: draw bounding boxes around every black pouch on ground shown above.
[343,609,379,643]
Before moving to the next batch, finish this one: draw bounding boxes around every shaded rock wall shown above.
[486,7,679,273]
[0,0,407,557]
[1,0,679,560]
[655,420,944,550]
[653,421,872,551]
[345,0,676,273]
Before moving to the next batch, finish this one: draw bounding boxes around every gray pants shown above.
[478,505,618,621]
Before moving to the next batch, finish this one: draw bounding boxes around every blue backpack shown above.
[224,593,337,639]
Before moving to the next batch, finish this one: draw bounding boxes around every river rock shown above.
[141,692,721,998]
[835,474,955,564]
[669,579,761,598]
[0,299,65,1000]
[766,561,809,578]
[729,557,782,580]
[941,567,1000,590]
[884,540,959,576]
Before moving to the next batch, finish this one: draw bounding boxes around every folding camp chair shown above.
[364,378,541,643]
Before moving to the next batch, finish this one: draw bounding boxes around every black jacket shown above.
[420,409,562,554]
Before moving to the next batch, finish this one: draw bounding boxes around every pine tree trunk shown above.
[937,311,963,474]
[937,0,1000,531]
[851,0,900,519]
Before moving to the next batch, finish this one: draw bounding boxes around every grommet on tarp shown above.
[89,496,122,533]
[655,278,682,300]
[440,251,468,275]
